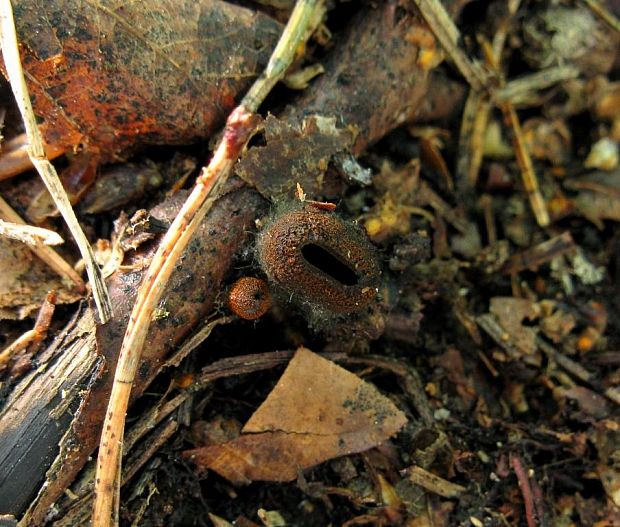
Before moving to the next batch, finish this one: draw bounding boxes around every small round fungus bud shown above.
[228,277,272,320]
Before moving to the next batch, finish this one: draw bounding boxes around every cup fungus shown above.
[257,206,380,314]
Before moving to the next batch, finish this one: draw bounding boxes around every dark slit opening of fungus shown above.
[301,244,360,286]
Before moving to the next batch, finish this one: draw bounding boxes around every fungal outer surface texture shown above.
[228,276,272,320]
[257,206,380,314]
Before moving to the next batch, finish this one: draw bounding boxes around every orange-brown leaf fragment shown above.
[184,348,407,484]
[7,0,281,160]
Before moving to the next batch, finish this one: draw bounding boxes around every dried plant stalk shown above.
[0,0,111,322]
[413,0,488,91]
[489,0,521,59]
[92,109,253,527]
[456,90,491,187]
[0,219,63,246]
[581,0,620,33]
[456,5,552,227]
[500,102,550,227]
[405,465,466,498]
[495,66,580,104]
[92,1,325,525]
[0,195,84,289]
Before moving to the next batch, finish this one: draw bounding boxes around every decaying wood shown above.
[236,0,465,202]
[0,305,97,517]
[0,182,266,523]
[290,1,449,157]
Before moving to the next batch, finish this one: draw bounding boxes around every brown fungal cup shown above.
[257,206,380,314]
[228,277,272,320]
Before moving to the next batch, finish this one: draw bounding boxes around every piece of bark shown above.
[0,305,96,515]
[0,182,266,522]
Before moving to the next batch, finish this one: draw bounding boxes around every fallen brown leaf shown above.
[236,114,354,200]
[184,347,407,484]
[6,0,281,159]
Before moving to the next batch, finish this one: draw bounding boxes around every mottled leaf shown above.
[184,347,407,484]
[236,114,355,200]
[6,0,281,159]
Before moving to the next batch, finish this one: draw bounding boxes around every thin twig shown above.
[456,90,491,187]
[56,418,180,525]
[581,0,620,33]
[122,419,178,486]
[0,218,64,245]
[163,315,233,370]
[490,0,521,60]
[500,103,550,227]
[479,194,497,245]
[479,38,550,227]
[0,0,111,322]
[500,231,575,274]
[510,452,539,527]
[403,465,466,498]
[92,1,325,525]
[413,0,488,91]
[487,30,551,227]
[457,1,521,188]
[0,195,85,289]
[93,107,254,527]
[241,0,325,110]
[0,290,56,368]
[494,66,580,104]
[604,387,620,406]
